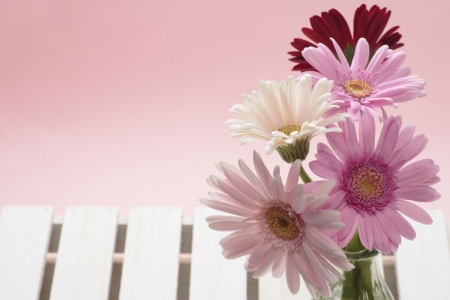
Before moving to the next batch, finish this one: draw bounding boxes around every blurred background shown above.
[0,0,448,218]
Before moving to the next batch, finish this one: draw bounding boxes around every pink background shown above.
[1,0,448,218]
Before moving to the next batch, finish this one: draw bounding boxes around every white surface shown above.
[119,207,182,300]
[189,207,247,300]
[0,206,53,300]
[259,274,311,300]
[395,210,450,300]
[50,207,118,300]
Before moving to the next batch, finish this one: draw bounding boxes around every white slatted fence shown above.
[0,207,53,300]
[0,206,449,300]
[50,207,118,300]
[120,207,182,300]
[190,208,247,300]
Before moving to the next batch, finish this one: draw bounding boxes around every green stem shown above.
[342,267,359,299]
[341,232,375,300]
[362,261,375,300]
[300,166,312,183]
[343,231,365,252]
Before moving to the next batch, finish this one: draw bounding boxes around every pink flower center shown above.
[343,160,396,213]
[257,201,304,251]
[343,79,372,99]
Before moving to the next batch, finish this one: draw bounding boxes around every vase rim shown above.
[343,248,380,260]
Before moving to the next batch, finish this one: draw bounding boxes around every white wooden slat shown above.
[259,274,311,300]
[119,207,182,300]
[0,206,53,300]
[190,207,247,300]
[50,207,118,300]
[395,210,450,300]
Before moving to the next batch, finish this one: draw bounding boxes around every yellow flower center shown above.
[343,79,372,99]
[279,124,301,136]
[351,167,385,204]
[360,180,373,191]
[266,207,299,240]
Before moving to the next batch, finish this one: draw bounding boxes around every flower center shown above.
[278,124,301,136]
[256,201,304,251]
[352,169,384,202]
[343,160,396,213]
[266,207,299,240]
[343,79,372,99]
[360,179,373,191]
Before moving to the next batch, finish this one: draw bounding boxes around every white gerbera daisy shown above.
[226,75,349,162]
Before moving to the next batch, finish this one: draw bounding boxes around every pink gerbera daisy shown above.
[310,112,440,253]
[200,151,353,297]
[302,37,426,121]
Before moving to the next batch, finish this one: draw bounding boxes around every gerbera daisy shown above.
[200,151,353,296]
[301,37,426,121]
[225,75,349,163]
[289,4,403,72]
[310,113,440,254]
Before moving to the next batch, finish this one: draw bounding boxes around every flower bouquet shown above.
[199,5,440,299]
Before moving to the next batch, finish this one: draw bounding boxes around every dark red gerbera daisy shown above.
[288,4,404,72]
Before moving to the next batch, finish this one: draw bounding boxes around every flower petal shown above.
[351,38,370,72]
[302,210,340,225]
[390,200,433,224]
[304,180,335,195]
[271,249,288,278]
[286,159,302,192]
[394,186,441,202]
[199,199,253,217]
[286,252,301,294]
[359,110,376,155]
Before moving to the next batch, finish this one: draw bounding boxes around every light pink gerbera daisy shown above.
[200,151,353,297]
[310,112,440,253]
[302,37,426,121]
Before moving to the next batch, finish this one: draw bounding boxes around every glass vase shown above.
[317,249,394,300]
